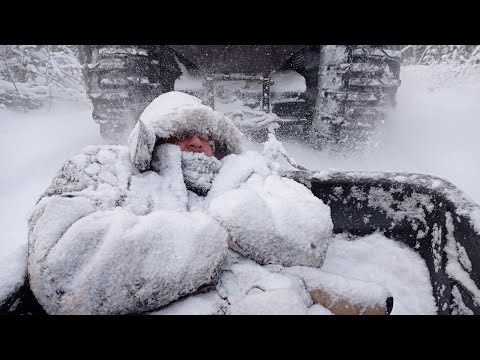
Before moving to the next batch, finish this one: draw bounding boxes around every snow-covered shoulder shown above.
[39,144,135,207]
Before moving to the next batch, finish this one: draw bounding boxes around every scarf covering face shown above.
[150,143,223,196]
[181,151,223,196]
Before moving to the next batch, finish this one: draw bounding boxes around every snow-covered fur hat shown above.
[128,91,244,172]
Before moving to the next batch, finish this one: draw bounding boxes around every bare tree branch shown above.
[58,68,87,89]
[29,69,75,96]
[418,45,432,65]
[45,45,53,111]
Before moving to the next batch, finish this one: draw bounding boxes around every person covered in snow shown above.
[25,91,391,315]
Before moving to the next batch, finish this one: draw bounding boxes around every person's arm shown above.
[207,166,334,268]
[27,146,228,315]
[208,173,393,315]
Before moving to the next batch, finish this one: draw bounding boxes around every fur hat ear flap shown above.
[128,120,157,172]
[208,139,216,154]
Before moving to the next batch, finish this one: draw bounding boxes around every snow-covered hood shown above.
[128,91,244,172]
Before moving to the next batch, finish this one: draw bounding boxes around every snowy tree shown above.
[0,45,87,111]
[402,45,480,67]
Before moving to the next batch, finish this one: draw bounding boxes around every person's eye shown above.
[199,134,209,141]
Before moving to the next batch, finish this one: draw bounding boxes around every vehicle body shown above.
[78,45,402,152]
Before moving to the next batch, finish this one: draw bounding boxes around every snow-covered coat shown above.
[27,91,333,315]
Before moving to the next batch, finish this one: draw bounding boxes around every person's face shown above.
[168,134,214,157]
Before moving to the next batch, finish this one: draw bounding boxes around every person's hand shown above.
[283,268,394,315]
[310,287,394,315]
[226,231,248,257]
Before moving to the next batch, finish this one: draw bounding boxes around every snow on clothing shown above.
[27,91,334,315]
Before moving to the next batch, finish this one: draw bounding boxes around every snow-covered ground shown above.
[1,64,479,314]
[0,101,103,257]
